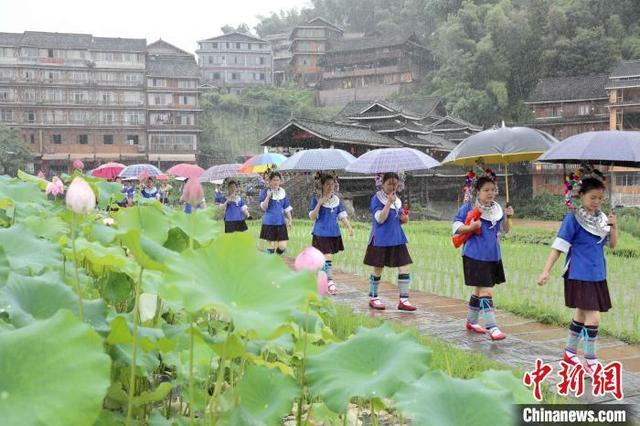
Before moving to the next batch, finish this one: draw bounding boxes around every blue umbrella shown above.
[537,130,640,167]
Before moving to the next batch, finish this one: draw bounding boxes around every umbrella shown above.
[345,147,440,174]
[239,148,287,174]
[119,164,163,179]
[537,130,640,168]
[199,163,249,182]
[279,148,357,171]
[166,163,205,179]
[442,125,559,201]
[91,162,125,180]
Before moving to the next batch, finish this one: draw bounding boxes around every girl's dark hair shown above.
[474,176,495,191]
[320,173,334,185]
[227,180,237,187]
[269,171,281,181]
[382,172,400,183]
[579,177,606,194]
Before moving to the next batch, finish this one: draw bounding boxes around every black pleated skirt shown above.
[564,278,612,312]
[363,244,413,268]
[225,220,248,233]
[260,224,288,241]
[462,256,506,287]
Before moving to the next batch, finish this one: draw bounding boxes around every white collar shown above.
[575,208,610,240]
[475,201,503,226]
[376,190,401,210]
[270,187,286,200]
[321,194,340,209]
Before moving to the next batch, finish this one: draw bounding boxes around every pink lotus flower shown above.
[72,159,84,171]
[65,177,96,214]
[181,178,204,206]
[317,271,329,296]
[294,246,325,272]
[45,176,64,196]
[37,170,45,179]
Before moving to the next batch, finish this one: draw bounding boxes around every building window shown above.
[212,42,218,48]
[208,56,213,64]
[74,93,84,104]
[578,105,591,116]
[48,49,54,58]
[226,42,230,49]
[248,43,252,49]
[104,135,114,145]
[183,96,188,104]
[30,134,35,144]
[127,135,139,145]
[52,134,62,144]
[236,42,241,49]
[213,72,221,80]
[0,109,12,121]
[259,57,265,65]
[27,111,35,123]
[615,173,640,186]
[549,106,561,117]
[231,72,240,80]
[78,134,88,145]
[260,73,265,81]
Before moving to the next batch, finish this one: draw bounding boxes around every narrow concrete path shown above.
[289,258,640,407]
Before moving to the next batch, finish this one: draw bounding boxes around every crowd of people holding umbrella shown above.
[39,125,640,371]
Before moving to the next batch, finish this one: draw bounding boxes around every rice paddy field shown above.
[244,219,640,344]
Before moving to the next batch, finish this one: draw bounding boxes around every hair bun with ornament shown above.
[463,160,497,203]
[564,164,605,209]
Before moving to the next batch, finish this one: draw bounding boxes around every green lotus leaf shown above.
[211,333,246,359]
[87,223,119,245]
[0,273,109,331]
[17,169,49,191]
[476,369,539,404]
[0,246,9,288]
[99,272,134,307]
[168,208,220,245]
[393,371,515,426]
[132,382,173,407]
[305,323,431,413]
[0,224,63,275]
[161,233,315,337]
[164,227,190,252]
[117,229,167,271]
[3,174,48,200]
[0,310,111,426]
[115,204,171,245]
[93,180,124,209]
[22,214,69,240]
[221,365,298,426]
[109,344,161,376]
[107,316,176,353]
[64,237,134,275]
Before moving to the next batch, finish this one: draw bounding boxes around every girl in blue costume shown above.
[538,169,617,374]
[259,171,293,255]
[453,172,514,341]
[364,172,415,311]
[218,180,250,233]
[309,173,354,295]
[140,177,159,200]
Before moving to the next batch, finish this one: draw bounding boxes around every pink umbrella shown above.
[91,162,126,180]
[166,163,205,179]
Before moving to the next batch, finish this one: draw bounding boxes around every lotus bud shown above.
[65,177,96,214]
[72,159,84,171]
[317,271,329,296]
[294,246,325,272]
[37,170,45,178]
[45,176,64,196]
[181,178,204,206]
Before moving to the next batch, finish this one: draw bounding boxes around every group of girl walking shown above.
[217,166,617,369]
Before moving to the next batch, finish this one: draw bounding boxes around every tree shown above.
[0,125,32,176]
[221,23,251,35]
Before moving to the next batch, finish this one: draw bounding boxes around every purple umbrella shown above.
[345,147,440,174]
[537,130,640,167]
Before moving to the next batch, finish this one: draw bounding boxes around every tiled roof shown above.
[199,32,266,43]
[395,134,457,150]
[527,75,608,103]
[261,118,400,148]
[0,31,146,51]
[335,96,444,122]
[146,55,199,78]
[609,60,640,78]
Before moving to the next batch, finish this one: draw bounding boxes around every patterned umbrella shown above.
[537,130,640,167]
[345,147,440,174]
[91,162,126,180]
[199,163,253,182]
[118,164,163,179]
[239,149,287,174]
[166,163,205,178]
[279,148,357,171]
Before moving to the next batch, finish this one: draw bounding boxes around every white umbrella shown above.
[345,147,440,174]
[279,148,357,171]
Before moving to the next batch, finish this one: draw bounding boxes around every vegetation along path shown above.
[285,257,640,407]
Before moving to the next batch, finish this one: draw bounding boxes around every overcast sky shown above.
[0,0,309,54]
